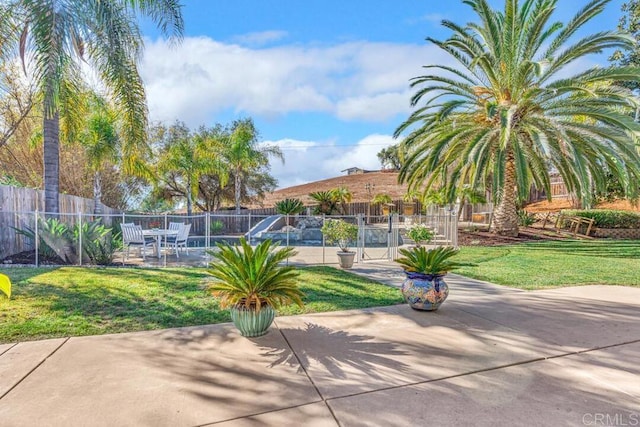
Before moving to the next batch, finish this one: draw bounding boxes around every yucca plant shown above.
[208,238,303,336]
[396,246,461,276]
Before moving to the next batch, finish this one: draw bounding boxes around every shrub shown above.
[406,223,435,246]
[210,220,224,235]
[518,210,536,226]
[321,219,358,252]
[14,218,120,264]
[562,209,640,229]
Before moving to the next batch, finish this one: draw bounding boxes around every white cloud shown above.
[140,37,448,126]
[231,30,288,46]
[264,134,397,188]
[336,91,412,122]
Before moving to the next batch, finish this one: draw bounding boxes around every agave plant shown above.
[396,246,461,276]
[208,238,304,311]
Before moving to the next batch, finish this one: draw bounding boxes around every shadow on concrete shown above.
[261,323,410,379]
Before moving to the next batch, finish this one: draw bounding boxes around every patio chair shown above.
[163,223,191,258]
[122,223,155,260]
[168,222,183,231]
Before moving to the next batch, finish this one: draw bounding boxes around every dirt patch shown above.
[525,198,640,213]
[458,227,567,246]
[1,250,66,266]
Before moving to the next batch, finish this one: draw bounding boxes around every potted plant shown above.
[405,223,435,247]
[402,191,421,216]
[395,246,461,311]
[208,238,304,337]
[321,219,358,268]
[372,193,393,216]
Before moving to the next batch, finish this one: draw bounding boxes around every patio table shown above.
[142,229,179,258]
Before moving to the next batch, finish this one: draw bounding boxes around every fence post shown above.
[163,213,168,267]
[78,211,83,266]
[205,212,210,252]
[357,214,364,263]
[248,212,252,243]
[322,214,325,265]
[121,212,125,265]
[35,209,39,268]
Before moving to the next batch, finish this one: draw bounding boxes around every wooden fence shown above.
[0,185,119,259]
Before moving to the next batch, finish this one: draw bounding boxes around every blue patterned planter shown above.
[401,272,449,311]
[230,305,276,337]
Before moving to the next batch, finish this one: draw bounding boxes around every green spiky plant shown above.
[208,238,304,311]
[275,198,305,215]
[309,190,339,215]
[396,246,461,276]
[395,0,640,237]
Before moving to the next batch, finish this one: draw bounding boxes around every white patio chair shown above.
[122,224,155,260]
[163,223,191,258]
[168,222,183,231]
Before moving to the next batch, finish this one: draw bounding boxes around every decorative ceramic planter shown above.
[230,305,276,337]
[401,272,449,311]
[337,251,356,268]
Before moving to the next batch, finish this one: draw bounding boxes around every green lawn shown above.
[454,240,640,290]
[0,266,402,343]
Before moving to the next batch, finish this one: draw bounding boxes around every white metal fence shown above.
[0,209,458,267]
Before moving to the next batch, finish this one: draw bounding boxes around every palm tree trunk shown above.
[93,172,102,215]
[43,112,60,215]
[234,172,242,233]
[234,172,241,215]
[491,154,519,236]
[186,178,193,217]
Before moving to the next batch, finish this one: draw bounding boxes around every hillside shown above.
[254,170,408,208]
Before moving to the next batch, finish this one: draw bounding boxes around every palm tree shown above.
[224,119,283,215]
[79,95,120,215]
[156,129,227,216]
[331,186,353,214]
[309,190,338,215]
[395,0,640,236]
[6,0,183,214]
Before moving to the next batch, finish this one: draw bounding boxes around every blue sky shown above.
[139,0,627,189]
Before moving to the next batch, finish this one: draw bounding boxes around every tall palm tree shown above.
[224,119,283,215]
[6,0,183,214]
[395,0,640,236]
[79,94,120,215]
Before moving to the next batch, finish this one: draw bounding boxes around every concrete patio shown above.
[0,266,638,426]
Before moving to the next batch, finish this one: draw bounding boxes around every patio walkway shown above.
[0,265,638,426]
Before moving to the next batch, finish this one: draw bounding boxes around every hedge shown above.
[562,209,640,229]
